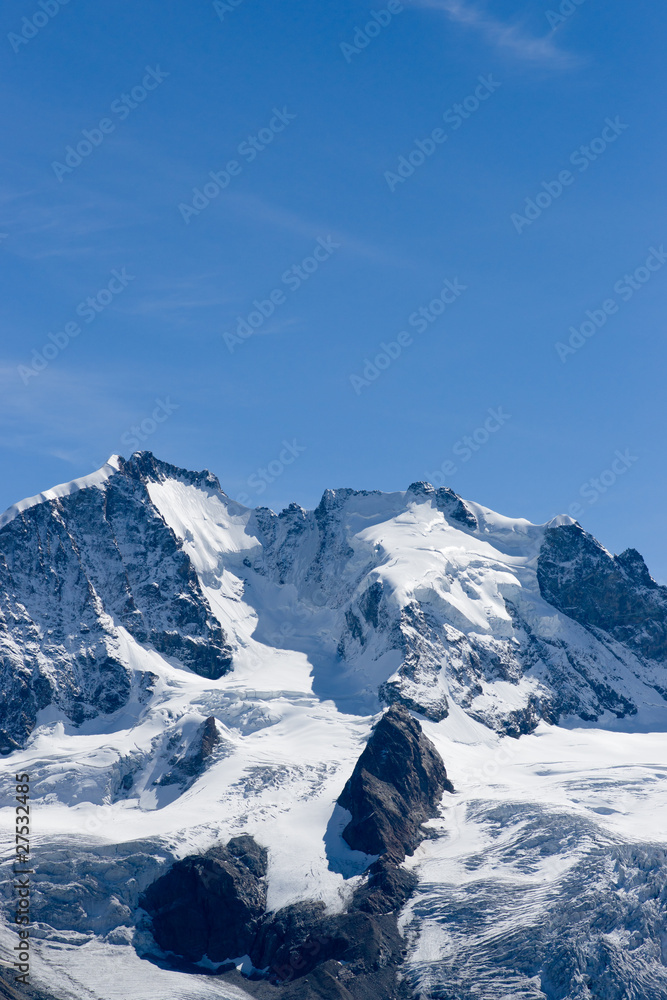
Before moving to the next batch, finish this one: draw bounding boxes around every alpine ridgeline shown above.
[1,453,667,1000]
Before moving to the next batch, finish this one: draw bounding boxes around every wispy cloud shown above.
[226,192,419,270]
[411,0,578,67]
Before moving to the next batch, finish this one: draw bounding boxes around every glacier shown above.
[1,452,667,999]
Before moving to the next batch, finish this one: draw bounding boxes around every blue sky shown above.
[1,0,666,579]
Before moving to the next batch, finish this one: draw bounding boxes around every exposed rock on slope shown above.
[4,450,667,757]
[155,715,223,790]
[538,522,667,662]
[0,455,232,753]
[337,703,453,861]
[140,835,267,963]
[139,708,444,994]
[249,901,413,996]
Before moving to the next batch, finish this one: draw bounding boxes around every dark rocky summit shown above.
[538,523,667,662]
[140,835,268,963]
[0,453,233,753]
[337,703,453,861]
[407,481,478,530]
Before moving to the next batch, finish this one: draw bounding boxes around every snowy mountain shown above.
[1,453,667,999]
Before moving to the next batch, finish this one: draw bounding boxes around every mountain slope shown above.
[1,453,667,1000]
[2,453,666,754]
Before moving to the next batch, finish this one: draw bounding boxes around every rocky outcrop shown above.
[0,454,233,752]
[140,711,446,990]
[141,838,415,996]
[407,481,478,530]
[240,707,447,995]
[349,857,418,915]
[155,716,223,790]
[337,704,453,861]
[250,902,411,989]
[0,973,60,1000]
[538,523,667,663]
[140,835,267,963]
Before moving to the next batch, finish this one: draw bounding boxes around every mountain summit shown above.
[1,452,665,754]
[1,454,667,999]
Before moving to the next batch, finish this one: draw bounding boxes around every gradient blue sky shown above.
[1,0,666,579]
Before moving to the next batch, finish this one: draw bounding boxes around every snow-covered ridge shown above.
[1,451,665,746]
[1,452,667,999]
[0,454,122,529]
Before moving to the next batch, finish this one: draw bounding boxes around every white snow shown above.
[1,460,667,998]
[0,455,122,529]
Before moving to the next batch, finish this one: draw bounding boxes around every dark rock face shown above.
[379,603,451,723]
[0,455,232,751]
[250,901,410,990]
[350,857,418,916]
[155,716,223,790]
[337,704,453,861]
[140,836,268,963]
[140,711,446,990]
[141,840,412,994]
[538,523,667,661]
[117,451,223,493]
[407,482,477,530]
[435,487,478,530]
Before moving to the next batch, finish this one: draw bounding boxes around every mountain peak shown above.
[0,454,122,530]
[119,450,224,493]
